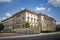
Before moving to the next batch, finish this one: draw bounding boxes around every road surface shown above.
[0,33,60,40]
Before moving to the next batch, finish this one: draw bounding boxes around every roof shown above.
[1,9,56,22]
[38,13,56,22]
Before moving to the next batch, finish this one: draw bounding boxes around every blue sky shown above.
[0,0,60,24]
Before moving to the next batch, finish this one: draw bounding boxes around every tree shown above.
[0,23,4,31]
[56,24,60,31]
[25,21,30,28]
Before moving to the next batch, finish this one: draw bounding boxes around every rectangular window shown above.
[27,17,30,21]
[34,18,35,22]
[31,18,33,22]
[23,17,24,21]
[23,24,25,28]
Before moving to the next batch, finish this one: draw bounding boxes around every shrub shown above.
[0,23,4,31]
[25,21,30,28]
[41,31,50,33]
[41,30,56,33]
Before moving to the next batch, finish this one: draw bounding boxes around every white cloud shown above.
[2,17,6,20]
[48,0,60,7]
[0,13,11,22]
[21,8,25,10]
[6,13,11,17]
[48,8,51,11]
[47,15,51,17]
[36,7,46,11]
[0,17,7,22]
[0,0,11,2]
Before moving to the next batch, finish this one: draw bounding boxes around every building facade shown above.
[2,9,56,33]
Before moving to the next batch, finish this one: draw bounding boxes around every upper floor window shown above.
[16,14,20,17]
[23,24,25,28]
[23,17,24,20]
[27,13,29,15]
[34,18,36,22]
[23,14,24,15]
[27,17,30,21]
[31,18,33,22]
[31,14,32,16]
[34,15,35,17]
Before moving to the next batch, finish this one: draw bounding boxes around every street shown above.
[0,33,60,40]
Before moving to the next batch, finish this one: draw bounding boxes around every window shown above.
[28,13,29,15]
[23,14,24,15]
[34,15,35,17]
[27,17,30,21]
[37,19,38,22]
[31,14,32,16]
[31,18,33,22]
[23,17,24,21]
[34,25,36,27]
[23,24,25,28]
[34,18,36,22]
[16,14,20,17]
[31,25,33,27]
[18,24,20,28]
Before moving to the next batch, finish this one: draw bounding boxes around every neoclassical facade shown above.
[2,9,56,33]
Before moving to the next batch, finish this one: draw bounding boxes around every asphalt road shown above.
[0,33,60,40]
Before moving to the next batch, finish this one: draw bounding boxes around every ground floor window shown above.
[23,24,25,28]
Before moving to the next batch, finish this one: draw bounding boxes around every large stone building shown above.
[2,9,56,33]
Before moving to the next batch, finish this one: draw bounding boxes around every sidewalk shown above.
[0,32,60,39]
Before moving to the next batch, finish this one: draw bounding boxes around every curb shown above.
[0,32,60,39]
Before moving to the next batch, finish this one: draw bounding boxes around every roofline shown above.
[1,10,24,22]
[1,9,56,22]
[38,13,56,22]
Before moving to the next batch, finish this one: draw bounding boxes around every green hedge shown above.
[25,21,30,28]
[41,30,56,33]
